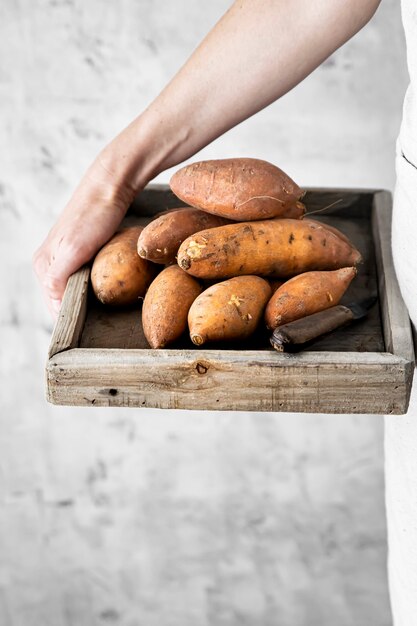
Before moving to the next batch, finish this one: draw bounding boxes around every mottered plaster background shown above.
[0,1,409,625]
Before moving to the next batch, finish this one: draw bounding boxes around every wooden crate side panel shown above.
[47,349,410,414]
[48,266,90,358]
[372,191,415,366]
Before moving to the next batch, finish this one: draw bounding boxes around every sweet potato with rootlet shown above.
[188,276,271,346]
[177,219,362,280]
[137,207,229,264]
[170,158,305,221]
[264,267,357,330]
[91,226,156,306]
[142,265,202,348]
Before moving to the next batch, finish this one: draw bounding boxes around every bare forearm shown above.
[34,0,381,316]
[103,0,381,189]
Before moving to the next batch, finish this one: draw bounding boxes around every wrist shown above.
[96,106,192,196]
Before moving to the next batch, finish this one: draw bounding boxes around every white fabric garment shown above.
[398,1,417,172]
[385,1,417,624]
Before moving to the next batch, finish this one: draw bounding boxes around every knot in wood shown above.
[195,362,209,375]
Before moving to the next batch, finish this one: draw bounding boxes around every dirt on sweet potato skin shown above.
[188,275,271,345]
[177,218,362,280]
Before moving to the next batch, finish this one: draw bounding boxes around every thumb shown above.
[33,242,86,320]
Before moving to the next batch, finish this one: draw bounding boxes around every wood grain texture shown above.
[46,348,410,414]
[371,190,415,411]
[48,265,90,359]
[372,190,415,363]
[45,186,415,413]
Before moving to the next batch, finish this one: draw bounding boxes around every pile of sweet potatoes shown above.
[90,158,361,349]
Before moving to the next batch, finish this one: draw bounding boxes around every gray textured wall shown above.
[0,1,409,625]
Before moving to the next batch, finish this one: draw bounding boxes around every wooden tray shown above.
[46,185,414,414]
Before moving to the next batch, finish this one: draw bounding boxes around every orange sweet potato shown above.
[302,218,352,246]
[188,276,271,345]
[177,219,362,280]
[91,226,156,306]
[137,207,229,264]
[142,265,202,348]
[264,267,357,329]
[170,158,305,221]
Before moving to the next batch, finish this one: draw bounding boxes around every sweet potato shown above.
[91,226,156,306]
[177,219,362,280]
[264,267,357,329]
[170,158,305,221]
[142,265,202,348]
[188,276,271,345]
[302,218,352,246]
[137,207,229,264]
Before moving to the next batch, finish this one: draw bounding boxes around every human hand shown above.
[33,155,137,319]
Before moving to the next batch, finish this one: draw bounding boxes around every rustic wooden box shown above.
[46,186,414,414]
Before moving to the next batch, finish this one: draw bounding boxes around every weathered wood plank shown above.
[79,300,148,349]
[48,265,90,359]
[372,190,415,364]
[46,348,410,414]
